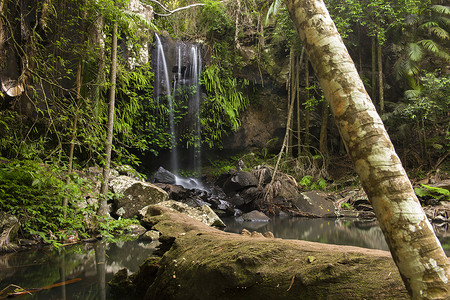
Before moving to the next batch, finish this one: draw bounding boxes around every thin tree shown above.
[286,0,449,298]
[99,20,118,216]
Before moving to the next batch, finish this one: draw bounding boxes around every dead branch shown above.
[148,0,206,16]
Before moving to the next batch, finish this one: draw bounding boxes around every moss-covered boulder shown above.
[114,204,409,299]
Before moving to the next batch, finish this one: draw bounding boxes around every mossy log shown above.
[120,205,409,299]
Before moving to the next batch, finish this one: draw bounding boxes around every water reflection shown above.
[1,219,449,299]
[222,216,450,255]
[0,239,158,299]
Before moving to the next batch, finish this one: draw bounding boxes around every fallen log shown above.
[112,204,409,299]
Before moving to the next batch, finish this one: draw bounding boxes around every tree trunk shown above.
[0,0,5,63]
[68,58,83,174]
[304,59,310,151]
[296,55,301,157]
[319,100,329,161]
[371,37,377,103]
[286,0,449,298]
[99,21,118,216]
[377,39,384,113]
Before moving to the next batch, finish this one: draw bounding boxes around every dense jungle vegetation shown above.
[0,0,449,243]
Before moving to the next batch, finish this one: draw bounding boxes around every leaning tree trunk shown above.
[99,21,118,216]
[286,0,449,299]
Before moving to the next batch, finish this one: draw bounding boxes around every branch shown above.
[148,0,206,16]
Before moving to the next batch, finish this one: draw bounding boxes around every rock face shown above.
[291,191,337,217]
[0,212,19,253]
[110,176,169,219]
[143,200,225,227]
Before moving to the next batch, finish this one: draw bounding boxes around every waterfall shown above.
[190,45,202,175]
[153,34,202,176]
[154,34,178,172]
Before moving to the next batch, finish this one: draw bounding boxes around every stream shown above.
[1,218,449,299]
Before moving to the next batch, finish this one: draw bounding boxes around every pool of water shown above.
[0,240,159,299]
[1,218,448,299]
[222,216,450,255]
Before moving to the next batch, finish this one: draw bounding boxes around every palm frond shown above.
[404,14,419,26]
[429,26,449,40]
[404,88,421,100]
[430,5,450,16]
[407,42,424,62]
[417,39,450,61]
[419,21,439,29]
[121,10,158,31]
[265,0,284,25]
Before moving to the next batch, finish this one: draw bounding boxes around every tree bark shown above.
[304,59,310,151]
[286,0,449,298]
[371,37,377,103]
[296,55,301,157]
[287,47,295,157]
[377,39,384,113]
[319,100,329,161]
[68,58,83,174]
[99,21,118,216]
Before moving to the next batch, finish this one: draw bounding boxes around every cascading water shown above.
[154,34,178,172]
[190,45,202,175]
[153,34,203,179]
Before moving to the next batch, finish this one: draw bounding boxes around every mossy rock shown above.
[121,205,408,299]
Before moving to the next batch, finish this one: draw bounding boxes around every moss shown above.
[135,205,409,299]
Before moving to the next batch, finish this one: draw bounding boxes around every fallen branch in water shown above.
[0,278,82,299]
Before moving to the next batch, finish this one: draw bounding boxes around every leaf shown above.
[307,256,317,263]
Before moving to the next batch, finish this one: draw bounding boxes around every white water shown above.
[154,35,203,176]
[155,34,178,172]
[190,45,202,175]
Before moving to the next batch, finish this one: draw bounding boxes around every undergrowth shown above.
[0,159,140,247]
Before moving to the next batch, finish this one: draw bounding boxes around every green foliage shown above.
[200,65,249,147]
[200,0,234,43]
[97,216,140,242]
[0,160,91,244]
[299,175,327,191]
[414,184,450,201]
[341,202,352,209]
[207,156,240,177]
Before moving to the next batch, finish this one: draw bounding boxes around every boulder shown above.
[240,187,263,206]
[111,205,408,300]
[143,200,225,227]
[110,176,169,219]
[291,191,337,217]
[222,171,259,195]
[153,167,176,184]
[116,165,143,181]
[236,210,270,222]
[153,183,191,201]
[0,212,19,253]
[140,230,160,241]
